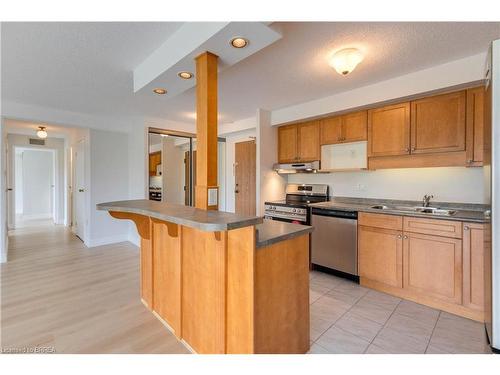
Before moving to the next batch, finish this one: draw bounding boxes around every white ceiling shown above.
[2,22,500,127]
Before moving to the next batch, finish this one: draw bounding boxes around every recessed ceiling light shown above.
[230,37,249,49]
[178,71,193,79]
[36,126,47,139]
[329,48,364,76]
[153,88,167,95]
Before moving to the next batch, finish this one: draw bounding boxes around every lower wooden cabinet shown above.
[358,212,485,321]
[462,223,485,312]
[358,226,403,288]
[402,232,462,305]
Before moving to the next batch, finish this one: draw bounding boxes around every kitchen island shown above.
[97,200,312,354]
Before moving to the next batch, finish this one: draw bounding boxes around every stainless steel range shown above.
[264,184,329,225]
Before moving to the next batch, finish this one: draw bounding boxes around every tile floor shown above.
[308,270,492,354]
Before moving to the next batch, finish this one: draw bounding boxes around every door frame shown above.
[9,145,58,229]
[71,139,88,244]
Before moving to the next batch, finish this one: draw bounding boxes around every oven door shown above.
[264,214,308,226]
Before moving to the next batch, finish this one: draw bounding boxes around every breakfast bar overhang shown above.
[97,199,313,354]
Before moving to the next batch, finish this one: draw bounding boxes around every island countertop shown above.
[255,219,313,248]
[97,199,263,232]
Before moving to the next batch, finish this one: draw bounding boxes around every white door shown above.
[73,141,86,241]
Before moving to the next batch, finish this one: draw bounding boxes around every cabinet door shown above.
[342,111,367,142]
[320,116,342,145]
[278,125,298,163]
[466,87,484,166]
[403,232,462,304]
[410,91,466,154]
[358,226,403,288]
[463,223,485,312]
[297,121,320,162]
[368,102,410,157]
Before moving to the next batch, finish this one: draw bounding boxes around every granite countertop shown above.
[309,197,490,223]
[255,219,313,248]
[97,199,262,232]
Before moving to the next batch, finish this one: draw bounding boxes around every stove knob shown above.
[292,208,297,213]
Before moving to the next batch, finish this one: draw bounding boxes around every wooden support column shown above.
[195,51,219,210]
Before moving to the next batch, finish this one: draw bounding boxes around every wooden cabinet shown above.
[410,90,466,154]
[403,232,462,305]
[368,102,410,157]
[278,121,319,163]
[297,121,320,162]
[149,151,161,176]
[463,223,485,312]
[358,212,485,321]
[278,125,298,163]
[320,116,342,144]
[358,225,403,288]
[466,87,485,166]
[320,111,367,145]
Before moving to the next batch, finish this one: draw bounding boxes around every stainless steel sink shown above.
[371,205,457,216]
[370,205,389,210]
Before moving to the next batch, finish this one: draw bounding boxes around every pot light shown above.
[329,48,364,76]
[153,88,167,95]
[36,126,48,139]
[230,37,248,49]
[178,71,193,79]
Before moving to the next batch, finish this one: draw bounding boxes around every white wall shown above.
[14,151,23,214]
[257,109,287,215]
[271,53,486,126]
[21,150,54,218]
[288,167,486,204]
[162,136,185,205]
[87,129,130,247]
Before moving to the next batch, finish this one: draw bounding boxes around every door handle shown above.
[78,189,84,193]
[7,188,12,191]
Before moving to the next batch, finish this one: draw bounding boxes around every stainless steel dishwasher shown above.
[311,207,358,276]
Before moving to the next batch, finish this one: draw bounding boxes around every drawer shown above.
[403,216,462,238]
[358,212,403,231]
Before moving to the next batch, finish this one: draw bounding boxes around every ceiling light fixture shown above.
[36,126,48,139]
[329,48,364,76]
[230,37,249,49]
[178,71,193,79]
[153,88,167,95]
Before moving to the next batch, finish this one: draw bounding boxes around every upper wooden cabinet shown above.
[466,87,485,166]
[278,121,320,163]
[368,102,410,157]
[320,111,367,145]
[297,121,320,162]
[410,91,466,154]
[320,116,342,144]
[278,125,298,163]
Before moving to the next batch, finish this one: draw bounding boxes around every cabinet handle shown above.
[397,234,402,239]
[464,226,470,231]
[467,159,473,164]
[403,235,408,239]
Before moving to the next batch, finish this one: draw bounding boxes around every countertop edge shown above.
[255,222,314,249]
[309,203,489,223]
[97,203,263,231]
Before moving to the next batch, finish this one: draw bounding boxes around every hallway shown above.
[0,225,189,354]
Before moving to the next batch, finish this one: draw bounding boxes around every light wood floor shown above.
[1,224,189,354]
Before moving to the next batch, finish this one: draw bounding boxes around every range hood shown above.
[273,160,320,174]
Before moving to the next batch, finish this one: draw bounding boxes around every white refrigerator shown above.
[485,38,500,353]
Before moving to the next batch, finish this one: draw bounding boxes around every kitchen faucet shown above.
[422,194,434,207]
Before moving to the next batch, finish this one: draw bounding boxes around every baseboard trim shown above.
[85,234,129,248]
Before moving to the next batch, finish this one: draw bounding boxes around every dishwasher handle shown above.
[311,207,358,219]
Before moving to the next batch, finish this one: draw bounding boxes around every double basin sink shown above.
[370,205,457,216]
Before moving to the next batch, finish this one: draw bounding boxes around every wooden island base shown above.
[108,211,310,354]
